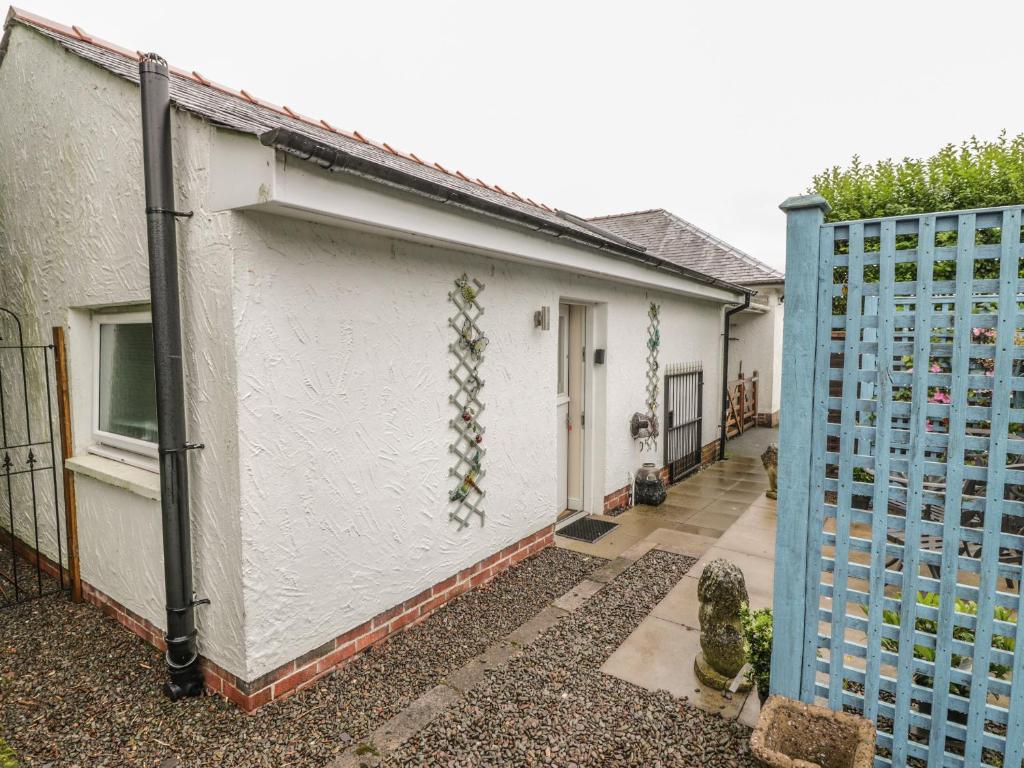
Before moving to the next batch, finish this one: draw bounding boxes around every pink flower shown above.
[930,363,942,373]
[930,391,951,404]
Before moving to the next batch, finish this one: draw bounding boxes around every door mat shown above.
[556,516,618,543]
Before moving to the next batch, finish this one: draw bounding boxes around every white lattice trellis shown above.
[646,302,661,413]
[447,274,488,529]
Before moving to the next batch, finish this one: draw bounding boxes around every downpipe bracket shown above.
[158,441,205,456]
[146,207,194,218]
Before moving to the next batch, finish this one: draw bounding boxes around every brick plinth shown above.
[80,523,554,713]
[82,581,166,651]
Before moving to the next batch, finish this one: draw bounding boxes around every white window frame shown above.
[89,310,159,473]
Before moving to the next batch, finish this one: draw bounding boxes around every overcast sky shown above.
[20,1,1024,270]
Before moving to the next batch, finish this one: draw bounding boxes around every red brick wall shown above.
[756,411,780,428]
[81,523,554,713]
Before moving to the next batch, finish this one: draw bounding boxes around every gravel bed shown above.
[381,550,759,768]
[0,546,55,610]
[1,547,599,767]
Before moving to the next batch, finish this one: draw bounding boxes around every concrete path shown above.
[598,428,778,729]
[555,429,776,561]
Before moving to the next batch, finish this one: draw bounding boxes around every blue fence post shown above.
[770,194,829,700]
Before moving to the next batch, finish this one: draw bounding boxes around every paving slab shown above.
[587,556,634,584]
[600,614,748,719]
[654,570,771,629]
[555,529,644,559]
[618,537,660,561]
[684,509,741,532]
[646,527,719,559]
[552,578,605,611]
[662,491,717,510]
[675,522,729,539]
[713,487,770,506]
[504,604,566,647]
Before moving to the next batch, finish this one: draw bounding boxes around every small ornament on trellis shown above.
[447,274,488,528]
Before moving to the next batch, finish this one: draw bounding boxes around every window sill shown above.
[65,454,161,501]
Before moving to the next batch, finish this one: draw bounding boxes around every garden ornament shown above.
[694,558,751,691]
[761,443,778,499]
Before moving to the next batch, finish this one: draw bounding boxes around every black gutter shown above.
[140,52,207,700]
[258,128,749,298]
[719,292,751,461]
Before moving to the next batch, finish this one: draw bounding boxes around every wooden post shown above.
[52,326,81,602]
[770,194,829,699]
[751,371,758,424]
[738,376,746,434]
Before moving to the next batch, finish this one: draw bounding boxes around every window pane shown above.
[98,323,158,443]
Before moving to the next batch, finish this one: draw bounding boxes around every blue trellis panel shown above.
[773,197,1024,768]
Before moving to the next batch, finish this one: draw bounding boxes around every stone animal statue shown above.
[694,558,751,691]
[761,443,778,500]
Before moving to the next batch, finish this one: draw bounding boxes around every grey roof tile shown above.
[589,209,784,285]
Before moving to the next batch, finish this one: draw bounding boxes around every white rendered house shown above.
[593,209,785,428]
[0,10,749,709]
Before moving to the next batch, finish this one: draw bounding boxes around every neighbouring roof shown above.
[589,209,784,286]
[0,8,748,296]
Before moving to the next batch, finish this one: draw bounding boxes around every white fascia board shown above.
[208,131,740,304]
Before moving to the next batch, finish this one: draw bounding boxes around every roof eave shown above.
[261,128,750,297]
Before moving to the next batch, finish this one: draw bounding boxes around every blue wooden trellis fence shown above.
[772,196,1024,768]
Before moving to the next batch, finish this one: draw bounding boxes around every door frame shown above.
[555,299,597,528]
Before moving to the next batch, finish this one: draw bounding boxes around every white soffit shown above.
[208,131,741,304]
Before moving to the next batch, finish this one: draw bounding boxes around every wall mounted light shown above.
[534,305,550,330]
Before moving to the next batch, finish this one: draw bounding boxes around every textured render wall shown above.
[602,288,724,492]
[0,28,247,676]
[770,291,784,412]
[729,287,783,415]
[74,476,165,627]
[230,211,726,678]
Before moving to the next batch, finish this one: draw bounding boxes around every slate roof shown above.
[589,209,784,286]
[2,8,741,295]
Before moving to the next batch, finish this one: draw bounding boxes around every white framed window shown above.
[89,311,159,472]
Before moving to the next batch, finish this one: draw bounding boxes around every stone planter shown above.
[750,696,875,768]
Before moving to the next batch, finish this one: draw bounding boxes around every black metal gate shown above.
[663,362,703,483]
[0,307,67,608]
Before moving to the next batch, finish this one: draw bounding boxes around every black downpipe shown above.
[719,293,751,460]
[140,53,207,700]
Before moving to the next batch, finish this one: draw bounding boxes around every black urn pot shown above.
[634,476,667,506]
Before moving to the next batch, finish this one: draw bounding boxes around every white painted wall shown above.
[229,212,727,678]
[0,27,247,677]
[729,286,784,417]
